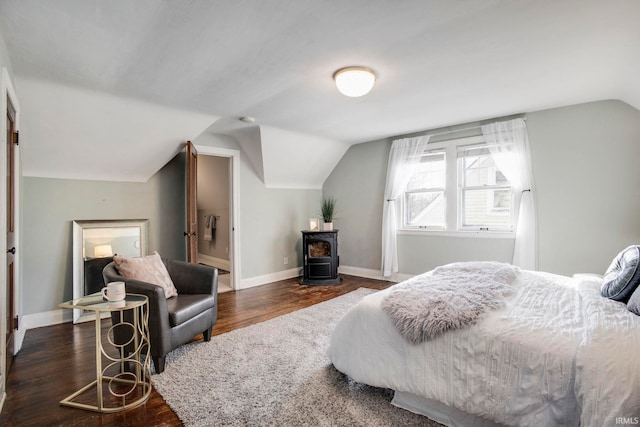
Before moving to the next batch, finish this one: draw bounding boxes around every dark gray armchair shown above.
[103,258,218,373]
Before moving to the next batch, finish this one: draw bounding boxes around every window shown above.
[401,136,514,232]
[458,143,513,230]
[404,150,446,229]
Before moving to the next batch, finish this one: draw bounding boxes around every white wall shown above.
[16,77,215,182]
[259,125,351,189]
[0,34,12,78]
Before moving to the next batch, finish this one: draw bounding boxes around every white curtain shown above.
[481,118,537,270]
[381,135,431,277]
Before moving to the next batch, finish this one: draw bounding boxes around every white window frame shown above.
[403,149,446,231]
[485,167,510,215]
[400,135,515,237]
[457,142,514,231]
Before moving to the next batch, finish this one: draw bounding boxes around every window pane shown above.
[492,189,510,210]
[461,154,510,187]
[406,191,445,227]
[406,151,445,191]
[461,189,512,228]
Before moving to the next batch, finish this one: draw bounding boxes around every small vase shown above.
[322,222,333,231]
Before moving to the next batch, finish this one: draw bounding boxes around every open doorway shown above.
[193,145,240,292]
[197,154,231,292]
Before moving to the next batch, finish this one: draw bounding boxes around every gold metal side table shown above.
[59,293,152,412]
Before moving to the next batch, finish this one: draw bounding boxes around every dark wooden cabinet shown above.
[300,230,342,285]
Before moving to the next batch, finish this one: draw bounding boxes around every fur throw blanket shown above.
[381,261,520,343]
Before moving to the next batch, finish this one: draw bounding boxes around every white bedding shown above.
[328,270,640,426]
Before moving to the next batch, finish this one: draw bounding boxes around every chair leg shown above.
[203,328,212,342]
[153,355,166,374]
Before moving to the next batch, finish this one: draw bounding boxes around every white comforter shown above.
[328,270,640,426]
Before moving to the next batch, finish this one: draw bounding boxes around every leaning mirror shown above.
[72,219,148,323]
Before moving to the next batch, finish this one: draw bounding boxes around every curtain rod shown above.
[427,124,482,138]
[426,117,527,138]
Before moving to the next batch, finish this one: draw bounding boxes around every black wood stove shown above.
[300,230,342,285]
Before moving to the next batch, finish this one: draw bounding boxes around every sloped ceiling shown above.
[206,118,350,189]
[0,0,638,185]
[16,77,217,182]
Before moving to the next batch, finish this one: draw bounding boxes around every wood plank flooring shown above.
[0,275,393,426]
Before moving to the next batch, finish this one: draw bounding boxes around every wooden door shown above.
[5,99,16,371]
[186,141,198,263]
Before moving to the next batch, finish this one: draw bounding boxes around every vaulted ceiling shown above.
[0,0,638,185]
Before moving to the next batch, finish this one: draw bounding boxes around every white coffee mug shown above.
[102,281,126,301]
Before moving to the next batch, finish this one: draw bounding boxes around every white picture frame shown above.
[309,218,320,231]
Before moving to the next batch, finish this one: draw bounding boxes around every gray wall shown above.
[322,138,390,271]
[323,100,640,277]
[527,100,640,275]
[22,154,186,315]
[323,130,514,275]
[193,132,321,279]
[22,126,321,316]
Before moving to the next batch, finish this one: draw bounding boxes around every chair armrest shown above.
[103,261,172,353]
[119,278,173,355]
[121,278,170,322]
[165,259,218,295]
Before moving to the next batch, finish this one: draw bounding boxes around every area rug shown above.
[152,288,441,426]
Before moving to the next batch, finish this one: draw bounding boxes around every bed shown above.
[328,262,640,426]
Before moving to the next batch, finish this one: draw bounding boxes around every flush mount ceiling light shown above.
[333,66,376,97]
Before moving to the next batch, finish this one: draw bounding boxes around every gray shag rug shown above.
[152,288,442,426]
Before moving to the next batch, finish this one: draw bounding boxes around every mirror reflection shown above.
[72,219,148,323]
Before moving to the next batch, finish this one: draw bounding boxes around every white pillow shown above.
[114,251,178,299]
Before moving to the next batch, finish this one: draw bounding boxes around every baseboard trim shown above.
[238,265,412,290]
[197,253,231,271]
[15,323,26,354]
[239,267,301,290]
[21,266,412,331]
[23,309,72,331]
[339,265,413,283]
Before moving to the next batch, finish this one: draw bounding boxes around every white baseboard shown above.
[15,323,26,354]
[339,265,413,283]
[19,266,412,331]
[198,253,231,271]
[238,265,412,291]
[239,267,301,290]
[23,309,72,331]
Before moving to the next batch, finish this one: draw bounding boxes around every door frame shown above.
[194,144,241,290]
[186,142,198,263]
[1,67,21,412]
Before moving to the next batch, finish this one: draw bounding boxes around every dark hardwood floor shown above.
[0,275,393,426]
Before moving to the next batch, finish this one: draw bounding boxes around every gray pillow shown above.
[601,245,640,302]
[628,285,640,315]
